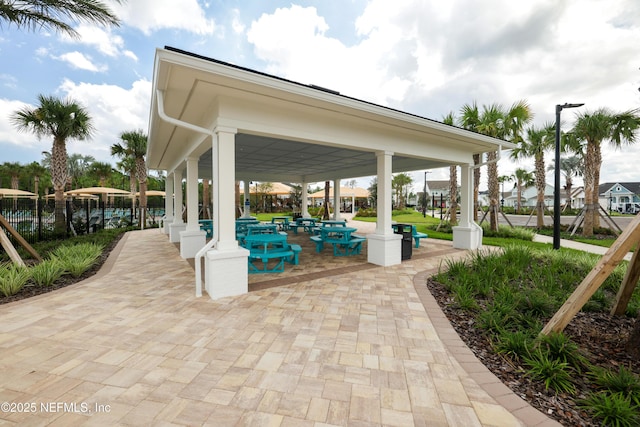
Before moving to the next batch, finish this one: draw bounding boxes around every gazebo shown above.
[147,46,513,299]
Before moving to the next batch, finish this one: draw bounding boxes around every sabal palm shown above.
[476,101,533,231]
[569,108,640,236]
[90,161,113,203]
[0,0,121,38]
[392,173,412,209]
[511,124,554,227]
[443,112,458,225]
[112,130,148,228]
[511,168,534,214]
[11,95,94,233]
[459,102,482,221]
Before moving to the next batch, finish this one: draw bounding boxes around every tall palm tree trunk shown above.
[473,154,480,221]
[203,179,210,219]
[592,146,602,229]
[51,137,68,233]
[323,181,330,220]
[534,153,545,228]
[136,157,147,229]
[487,152,499,231]
[582,142,597,236]
[449,165,457,225]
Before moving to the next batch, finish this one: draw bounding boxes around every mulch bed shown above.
[427,277,639,427]
[0,233,124,305]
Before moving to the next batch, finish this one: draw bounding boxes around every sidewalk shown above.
[532,234,633,261]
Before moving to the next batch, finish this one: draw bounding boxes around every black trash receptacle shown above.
[394,224,413,260]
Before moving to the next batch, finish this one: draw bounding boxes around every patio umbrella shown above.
[136,190,166,197]
[66,187,132,196]
[0,188,37,198]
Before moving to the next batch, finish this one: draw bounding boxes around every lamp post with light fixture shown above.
[553,103,584,249]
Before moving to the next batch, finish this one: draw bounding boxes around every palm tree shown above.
[67,153,95,189]
[24,161,49,197]
[89,161,113,203]
[511,124,554,227]
[112,130,148,228]
[568,108,640,236]
[443,112,458,225]
[560,155,583,210]
[459,102,482,221]
[477,101,533,231]
[392,173,412,210]
[511,168,534,214]
[11,95,94,234]
[0,0,121,38]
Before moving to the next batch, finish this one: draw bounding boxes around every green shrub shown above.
[590,366,640,406]
[494,330,533,361]
[53,243,103,278]
[580,392,639,427]
[30,259,65,287]
[0,264,31,297]
[525,349,576,395]
[536,332,588,373]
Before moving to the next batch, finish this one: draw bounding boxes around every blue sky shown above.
[1,0,640,191]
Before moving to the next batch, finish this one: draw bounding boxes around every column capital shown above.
[214,126,238,135]
[375,150,394,158]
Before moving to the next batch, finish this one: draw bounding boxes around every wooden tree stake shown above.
[541,212,640,335]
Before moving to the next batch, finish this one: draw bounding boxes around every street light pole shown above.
[554,102,584,250]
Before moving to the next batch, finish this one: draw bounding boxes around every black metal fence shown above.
[0,197,166,247]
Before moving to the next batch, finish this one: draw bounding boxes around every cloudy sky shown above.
[1,0,639,191]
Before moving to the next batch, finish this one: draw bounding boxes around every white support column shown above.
[205,128,249,300]
[301,181,310,217]
[162,172,174,234]
[367,151,401,266]
[243,180,251,218]
[453,163,483,249]
[180,156,206,258]
[169,168,186,242]
[333,179,341,220]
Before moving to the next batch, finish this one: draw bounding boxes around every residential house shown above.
[599,182,640,213]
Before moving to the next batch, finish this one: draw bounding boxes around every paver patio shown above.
[0,226,560,426]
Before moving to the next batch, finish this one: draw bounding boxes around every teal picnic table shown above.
[244,233,301,273]
[310,226,365,256]
[290,217,317,234]
[270,216,292,231]
[199,219,213,238]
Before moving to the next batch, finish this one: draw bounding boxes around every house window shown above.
[617,186,621,191]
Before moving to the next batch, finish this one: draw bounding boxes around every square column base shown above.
[179,229,206,259]
[169,223,186,243]
[205,247,250,299]
[162,216,173,234]
[453,225,483,250]
[367,233,402,266]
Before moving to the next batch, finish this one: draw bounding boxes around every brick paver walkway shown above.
[0,228,560,426]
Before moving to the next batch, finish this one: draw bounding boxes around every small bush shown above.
[0,264,31,297]
[580,392,639,427]
[525,349,576,395]
[590,366,640,406]
[494,330,533,361]
[53,243,103,278]
[536,332,588,373]
[30,259,65,287]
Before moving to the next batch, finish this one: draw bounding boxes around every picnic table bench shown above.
[290,217,318,234]
[244,233,301,273]
[311,226,364,256]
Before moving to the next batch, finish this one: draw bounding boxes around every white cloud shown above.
[114,0,216,35]
[243,0,640,189]
[56,51,107,72]
[0,98,39,149]
[56,78,152,163]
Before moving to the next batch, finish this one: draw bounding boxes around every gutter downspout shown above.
[156,89,214,297]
